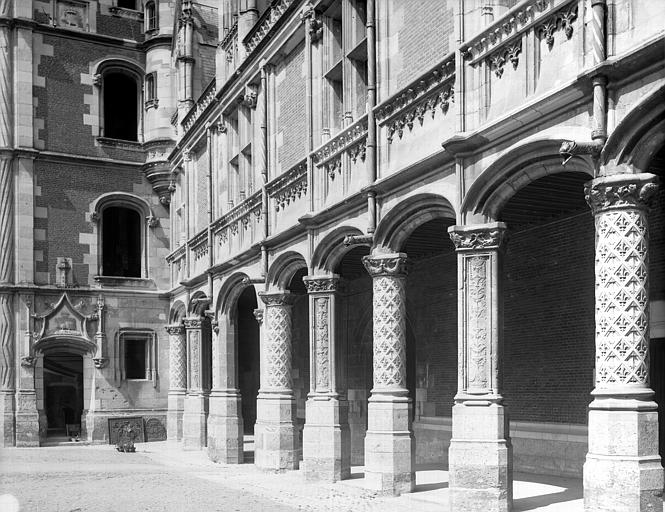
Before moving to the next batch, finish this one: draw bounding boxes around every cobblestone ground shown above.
[0,443,389,512]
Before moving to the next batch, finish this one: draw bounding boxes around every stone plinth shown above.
[207,389,243,463]
[182,393,208,450]
[0,390,15,446]
[15,390,40,447]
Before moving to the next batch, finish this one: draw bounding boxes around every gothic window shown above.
[102,206,141,278]
[103,72,139,141]
[119,330,157,381]
[144,72,157,109]
[145,1,157,31]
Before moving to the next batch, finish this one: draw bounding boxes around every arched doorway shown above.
[42,351,84,439]
[237,286,260,440]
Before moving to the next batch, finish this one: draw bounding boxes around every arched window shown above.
[102,206,141,277]
[103,72,139,141]
[145,1,157,31]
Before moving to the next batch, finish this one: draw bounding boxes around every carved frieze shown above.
[584,175,659,215]
[537,4,578,50]
[244,0,297,55]
[183,317,203,330]
[362,255,408,278]
[449,225,508,251]
[313,116,368,168]
[488,41,522,78]
[303,276,339,294]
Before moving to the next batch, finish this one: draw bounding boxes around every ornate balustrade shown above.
[312,115,368,180]
[166,244,186,285]
[221,21,238,67]
[375,54,455,144]
[182,79,217,133]
[188,229,209,263]
[212,190,263,249]
[266,159,308,212]
[243,0,298,55]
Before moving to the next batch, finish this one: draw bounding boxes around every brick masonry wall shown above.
[275,41,307,175]
[503,213,596,425]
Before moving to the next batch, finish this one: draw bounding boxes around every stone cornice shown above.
[448,223,508,251]
[303,275,340,294]
[585,173,659,214]
[362,254,408,278]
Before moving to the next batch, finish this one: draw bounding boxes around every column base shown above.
[182,393,209,450]
[15,391,40,447]
[584,406,664,511]
[448,403,512,512]
[207,390,243,464]
[167,390,186,443]
[364,397,414,496]
[254,394,298,470]
[0,390,15,446]
[302,397,350,482]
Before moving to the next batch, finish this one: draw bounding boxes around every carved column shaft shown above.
[166,324,187,390]
[0,156,14,394]
[184,318,203,392]
[258,292,296,393]
[362,254,408,394]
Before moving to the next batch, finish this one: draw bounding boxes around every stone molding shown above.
[303,275,339,294]
[584,173,659,215]
[362,254,408,278]
[448,223,508,251]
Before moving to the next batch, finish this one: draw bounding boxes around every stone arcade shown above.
[0,0,664,511]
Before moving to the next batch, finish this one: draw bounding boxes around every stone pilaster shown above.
[361,254,414,496]
[255,292,298,470]
[182,317,208,450]
[15,294,38,446]
[447,223,512,512]
[301,275,350,482]
[207,317,243,464]
[166,323,186,442]
[583,173,663,512]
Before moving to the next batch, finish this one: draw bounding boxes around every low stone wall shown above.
[413,416,587,477]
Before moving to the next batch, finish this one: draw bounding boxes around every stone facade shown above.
[2,0,664,510]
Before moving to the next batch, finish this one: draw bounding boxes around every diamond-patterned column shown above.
[165,323,186,442]
[362,253,414,496]
[584,173,663,512]
[447,223,512,512]
[182,317,209,450]
[254,292,298,470]
[301,275,350,481]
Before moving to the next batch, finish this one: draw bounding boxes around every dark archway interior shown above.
[401,217,457,434]
[335,245,371,465]
[237,287,259,435]
[104,72,138,141]
[647,143,665,461]
[117,0,136,8]
[43,352,83,435]
[501,171,594,432]
[102,206,141,278]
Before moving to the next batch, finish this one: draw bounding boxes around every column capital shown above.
[585,173,659,215]
[183,317,202,329]
[448,222,508,251]
[259,291,296,307]
[165,323,185,335]
[303,275,340,294]
[362,253,408,278]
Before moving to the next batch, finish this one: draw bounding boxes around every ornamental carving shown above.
[0,159,14,283]
[362,255,408,278]
[585,176,659,215]
[189,329,201,389]
[183,317,203,329]
[239,84,258,109]
[372,275,407,389]
[166,324,187,390]
[253,308,264,325]
[303,276,339,294]
[0,294,15,389]
[488,41,522,78]
[465,256,489,390]
[449,227,507,251]
[314,297,330,392]
[594,208,650,387]
[165,324,185,336]
[537,4,578,49]
[263,301,294,390]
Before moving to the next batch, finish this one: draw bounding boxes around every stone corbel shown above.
[146,213,159,228]
[20,356,36,368]
[239,84,258,109]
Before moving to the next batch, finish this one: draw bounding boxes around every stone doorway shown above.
[43,352,84,438]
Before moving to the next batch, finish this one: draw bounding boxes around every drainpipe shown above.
[560,0,607,168]
[260,63,269,279]
[206,123,216,306]
[366,0,377,234]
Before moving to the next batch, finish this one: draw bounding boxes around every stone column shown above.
[583,173,663,512]
[361,254,414,496]
[255,292,298,470]
[166,323,186,442]
[182,317,208,450]
[302,275,351,482]
[447,223,512,512]
[207,316,243,464]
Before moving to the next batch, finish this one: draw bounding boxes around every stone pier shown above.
[166,323,186,442]
[182,317,209,450]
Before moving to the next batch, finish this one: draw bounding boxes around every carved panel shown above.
[465,256,490,391]
[108,417,145,445]
[449,225,508,251]
[372,275,407,389]
[314,297,330,392]
[145,417,167,442]
[57,0,88,31]
[188,329,201,390]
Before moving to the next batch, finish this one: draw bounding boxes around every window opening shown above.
[102,206,141,277]
[104,72,138,141]
[145,2,157,30]
[125,338,147,379]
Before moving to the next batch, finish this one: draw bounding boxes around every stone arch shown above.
[602,84,665,173]
[373,193,457,253]
[311,226,365,273]
[188,290,209,316]
[216,272,253,317]
[169,300,187,323]
[461,137,595,222]
[266,251,308,291]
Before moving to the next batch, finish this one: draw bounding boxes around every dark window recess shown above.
[145,73,155,101]
[104,73,138,141]
[102,206,141,277]
[125,339,147,379]
[117,0,136,9]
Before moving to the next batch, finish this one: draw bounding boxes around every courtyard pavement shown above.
[0,439,657,511]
